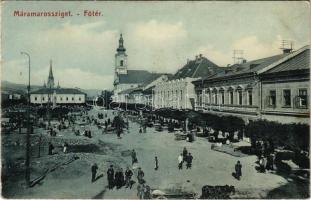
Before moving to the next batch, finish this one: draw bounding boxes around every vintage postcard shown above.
[1,1,310,199]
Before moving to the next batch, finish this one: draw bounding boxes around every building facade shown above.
[30,62,86,105]
[192,46,310,124]
[153,55,223,110]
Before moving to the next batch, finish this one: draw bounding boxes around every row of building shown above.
[112,34,309,124]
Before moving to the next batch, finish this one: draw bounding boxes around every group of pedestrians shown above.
[178,147,193,170]
[258,152,275,173]
[106,165,135,189]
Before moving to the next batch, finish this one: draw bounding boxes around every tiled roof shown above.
[118,70,166,84]
[31,88,86,95]
[263,48,310,74]
[205,53,289,80]
[171,57,221,80]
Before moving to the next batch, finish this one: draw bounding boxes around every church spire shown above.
[47,59,55,88]
[117,33,126,52]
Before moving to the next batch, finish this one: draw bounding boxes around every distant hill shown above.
[1,80,41,94]
[1,81,105,97]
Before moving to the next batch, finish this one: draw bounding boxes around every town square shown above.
[1,1,310,199]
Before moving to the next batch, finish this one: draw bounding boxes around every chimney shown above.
[282,48,292,54]
[199,54,202,58]
[280,40,293,54]
[242,59,247,63]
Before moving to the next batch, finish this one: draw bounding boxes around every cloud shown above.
[129,20,187,45]
[53,68,113,90]
[31,21,118,85]
[232,35,282,61]
[2,59,113,90]
[126,20,188,73]
[196,46,232,67]
[194,35,285,66]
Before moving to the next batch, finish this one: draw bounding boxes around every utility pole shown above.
[21,51,31,187]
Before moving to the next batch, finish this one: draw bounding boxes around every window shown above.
[48,97,51,101]
[283,89,291,107]
[60,97,63,101]
[54,96,57,101]
[120,60,123,66]
[79,97,81,101]
[221,91,225,104]
[248,90,253,106]
[299,89,308,107]
[213,92,217,104]
[35,97,37,101]
[269,90,276,107]
[229,91,234,104]
[238,90,242,105]
[72,97,74,101]
[42,97,45,101]
[66,97,69,101]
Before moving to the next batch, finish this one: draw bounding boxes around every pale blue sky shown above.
[2,1,310,89]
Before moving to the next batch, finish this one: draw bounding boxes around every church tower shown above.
[47,60,55,88]
[115,34,128,75]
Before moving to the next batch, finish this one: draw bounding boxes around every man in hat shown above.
[91,163,98,182]
[137,167,145,184]
[107,165,114,189]
[131,149,138,165]
[125,167,133,189]
[235,161,242,180]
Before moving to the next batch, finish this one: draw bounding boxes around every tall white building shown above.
[112,34,166,102]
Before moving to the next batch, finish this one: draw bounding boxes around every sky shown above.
[1,1,310,90]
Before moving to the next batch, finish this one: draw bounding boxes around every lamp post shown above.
[21,51,31,187]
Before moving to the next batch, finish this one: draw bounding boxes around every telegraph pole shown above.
[21,51,31,187]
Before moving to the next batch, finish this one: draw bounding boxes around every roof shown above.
[171,57,222,80]
[31,87,86,95]
[118,70,167,84]
[263,48,310,74]
[198,53,289,82]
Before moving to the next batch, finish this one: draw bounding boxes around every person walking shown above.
[91,163,98,182]
[266,153,275,170]
[137,183,145,199]
[259,156,266,173]
[144,184,151,199]
[125,167,133,189]
[154,156,159,170]
[182,147,188,162]
[48,142,54,155]
[178,154,183,170]
[137,167,145,184]
[63,142,69,154]
[115,168,124,189]
[235,161,242,180]
[186,153,193,169]
[131,149,138,165]
[107,165,114,189]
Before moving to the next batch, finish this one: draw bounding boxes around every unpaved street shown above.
[2,109,304,199]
